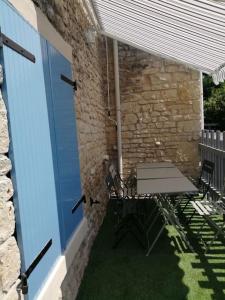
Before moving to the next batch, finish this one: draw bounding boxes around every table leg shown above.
[146,224,166,256]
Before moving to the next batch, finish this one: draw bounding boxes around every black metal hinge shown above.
[72,195,86,214]
[0,31,35,63]
[61,74,77,91]
[17,239,52,295]
[90,197,100,207]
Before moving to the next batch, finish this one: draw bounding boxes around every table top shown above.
[136,162,197,195]
[137,167,183,180]
[137,162,174,169]
[137,177,198,194]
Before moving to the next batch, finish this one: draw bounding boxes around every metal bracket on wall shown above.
[17,239,52,295]
[90,197,100,207]
[72,195,86,214]
[0,31,36,63]
[61,74,77,91]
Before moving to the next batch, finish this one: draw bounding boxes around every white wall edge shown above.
[36,217,89,300]
[7,0,73,63]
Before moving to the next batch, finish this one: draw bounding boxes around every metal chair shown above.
[109,163,148,224]
[105,172,146,249]
[108,163,137,197]
[189,198,225,252]
[105,174,123,222]
[181,160,215,220]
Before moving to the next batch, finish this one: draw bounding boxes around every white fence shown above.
[199,130,225,197]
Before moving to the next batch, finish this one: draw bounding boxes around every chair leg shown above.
[205,232,220,253]
[205,222,225,253]
[146,210,161,235]
[145,203,158,228]
[113,229,129,249]
[113,214,146,249]
[181,198,191,213]
[132,215,146,235]
[196,218,207,237]
[146,224,166,256]
[130,228,146,249]
[186,210,196,225]
[114,215,129,234]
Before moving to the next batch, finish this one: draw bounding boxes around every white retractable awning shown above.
[90,0,225,84]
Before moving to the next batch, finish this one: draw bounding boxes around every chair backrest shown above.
[107,163,137,198]
[105,174,115,194]
[109,164,117,178]
[109,163,123,189]
[198,160,215,196]
[202,160,214,175]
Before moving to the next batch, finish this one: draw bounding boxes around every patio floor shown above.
[77,201,225,300]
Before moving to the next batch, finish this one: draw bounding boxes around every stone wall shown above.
[118,44,201,178]
[0,65,21,299]
[35,0,111,299]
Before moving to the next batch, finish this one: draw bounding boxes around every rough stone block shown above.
[123,113,138,124]
[151,73,172,84]
[154,104,165,111]
[0,91,6,113]
[193,101,200,114]
[0,176,13,202]
[0,92,9,154]
[0,201,15,244]
[0,65,3,85]
[3,280,22,300]
[161,89,177,99]
[0,155,11,176]
[172,72,190,82]
[164,122,176,128]
[0,237,20,293]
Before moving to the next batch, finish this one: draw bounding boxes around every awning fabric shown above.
[91,0,225,84]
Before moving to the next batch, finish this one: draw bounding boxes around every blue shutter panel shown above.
[41,40,83,249]
[0,1,61,299]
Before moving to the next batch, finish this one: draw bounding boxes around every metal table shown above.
[137,162,174,169]
[136,162,198,255]
[137,177,197,194]
[137,167,183,181]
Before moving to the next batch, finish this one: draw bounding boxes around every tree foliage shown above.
[203,74,225,130]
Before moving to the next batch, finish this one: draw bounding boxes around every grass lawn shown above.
[77,201,225,300]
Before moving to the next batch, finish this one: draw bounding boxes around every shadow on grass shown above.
[77,200,225,300]
[77,201,189,300]
[186,213,225,300]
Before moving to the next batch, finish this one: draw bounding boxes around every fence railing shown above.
[199,130,225,198]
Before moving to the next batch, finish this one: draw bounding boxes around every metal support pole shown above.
[113,39,123,177]
[200,72,204,130]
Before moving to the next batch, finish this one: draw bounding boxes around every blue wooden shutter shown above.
[41,40,83,249]
[0,1,61,299]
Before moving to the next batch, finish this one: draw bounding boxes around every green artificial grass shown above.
[77,202,225,300]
